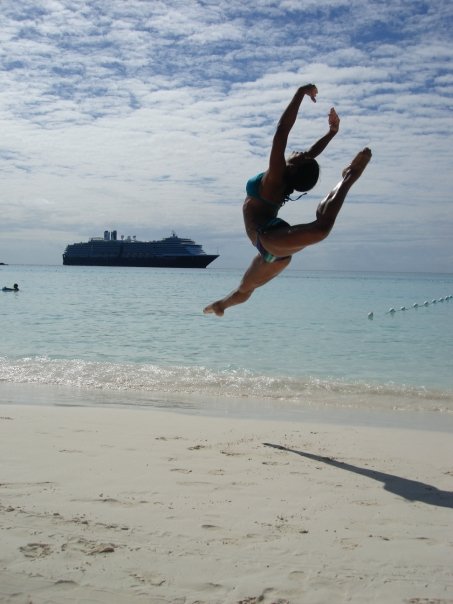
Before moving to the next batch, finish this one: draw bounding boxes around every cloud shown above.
[0,0,452,272]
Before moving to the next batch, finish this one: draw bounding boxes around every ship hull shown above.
[63,231,219,269]
[63,255,218,268]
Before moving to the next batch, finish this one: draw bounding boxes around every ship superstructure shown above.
[63,230,218,268]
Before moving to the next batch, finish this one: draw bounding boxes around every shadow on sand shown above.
[263,443,453,509]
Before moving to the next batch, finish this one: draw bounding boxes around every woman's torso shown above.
[243,172,283,242]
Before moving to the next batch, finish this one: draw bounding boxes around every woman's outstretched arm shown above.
[305,107,340,158]
[267,84,318,179]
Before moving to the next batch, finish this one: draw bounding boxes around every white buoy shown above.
[388,308,396,314]
[400,306,407,311]
[423,301,429,306]
[413,303,419,308]
[368,312,374,320]
[432,299,437,304]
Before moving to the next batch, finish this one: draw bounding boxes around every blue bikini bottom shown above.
[255,218,291,263]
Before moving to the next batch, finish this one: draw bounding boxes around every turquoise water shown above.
[1,264,452,416]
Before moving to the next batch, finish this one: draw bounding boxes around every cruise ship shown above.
[62,230,219,268]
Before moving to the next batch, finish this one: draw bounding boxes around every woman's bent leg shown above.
[260,147,372,257]
[203,254,291,316]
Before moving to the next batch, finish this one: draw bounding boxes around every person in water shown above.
[203,84,372,316]
[2,283,19,292]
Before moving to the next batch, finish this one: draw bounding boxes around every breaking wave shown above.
[1,356,452,414]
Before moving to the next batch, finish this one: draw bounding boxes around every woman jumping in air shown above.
[203,84,372,316]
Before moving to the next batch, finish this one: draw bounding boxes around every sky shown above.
[1,0,452,272]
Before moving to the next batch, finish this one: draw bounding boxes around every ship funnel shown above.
[111,230,117,241]
[104,230,110,241]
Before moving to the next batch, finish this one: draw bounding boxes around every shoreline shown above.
[1,380,453,434]
[1,402,452,603]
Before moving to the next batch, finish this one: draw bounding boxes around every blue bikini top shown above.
[246,173,281,208]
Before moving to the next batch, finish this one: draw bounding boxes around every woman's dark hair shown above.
[291,158,320,192]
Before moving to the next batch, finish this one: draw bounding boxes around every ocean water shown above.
[1,264,453,423]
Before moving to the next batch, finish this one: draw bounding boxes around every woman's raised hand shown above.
[328,107,340,133]
[302,84,318,102]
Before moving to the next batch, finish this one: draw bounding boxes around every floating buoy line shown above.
[367,295,452,319]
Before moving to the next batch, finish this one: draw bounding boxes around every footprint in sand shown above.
[61,537,116,555]
[20,543,53,558]
[220,450,243,456]
[406,598,453,604]
[262,461,289,466]
[339,537,359,550]
[131,571,166,586]
[155,436,184,441]
[238,598,289,604]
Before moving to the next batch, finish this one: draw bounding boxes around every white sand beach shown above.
[0,403,452,604]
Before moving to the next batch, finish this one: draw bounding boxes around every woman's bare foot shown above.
[203,301,224,317]
[342,147,372,180]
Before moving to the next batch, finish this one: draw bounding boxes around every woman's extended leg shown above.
[203,254,291,316]
[260,147,372,257]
